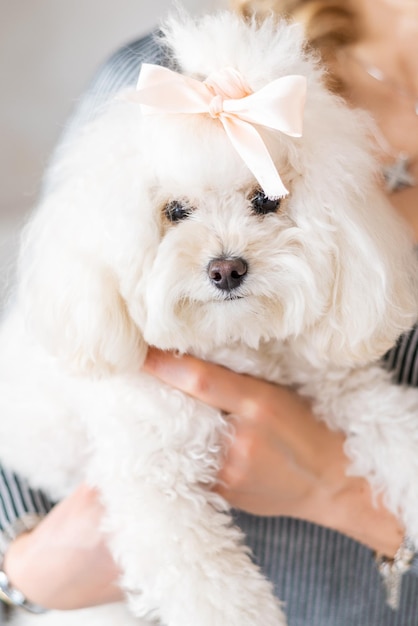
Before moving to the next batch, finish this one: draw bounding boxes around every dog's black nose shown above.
[207,257,248,291]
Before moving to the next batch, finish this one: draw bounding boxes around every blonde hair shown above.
[231,0,361,91]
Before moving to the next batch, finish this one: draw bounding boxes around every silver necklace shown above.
[379,141,417,193]
[382,153,416,192]
[343,51,418,192]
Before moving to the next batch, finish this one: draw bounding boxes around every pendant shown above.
[382,153,416,193]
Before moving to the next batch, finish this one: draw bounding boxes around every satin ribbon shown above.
[128,63,307,198]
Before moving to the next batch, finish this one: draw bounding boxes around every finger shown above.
[143,348,318,462]
[143,347,280,416]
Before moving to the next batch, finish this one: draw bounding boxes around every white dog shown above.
[2,11,418,626]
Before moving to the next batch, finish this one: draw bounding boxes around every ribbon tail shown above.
[221,117,289,198]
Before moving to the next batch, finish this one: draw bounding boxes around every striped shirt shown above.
[2,31,418,625]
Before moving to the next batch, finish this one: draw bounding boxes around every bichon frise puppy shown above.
[2,11,418,626]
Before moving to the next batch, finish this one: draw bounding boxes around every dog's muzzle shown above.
[207,257,248,291]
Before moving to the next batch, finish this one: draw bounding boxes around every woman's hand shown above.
[3,484,123,610]
[144,348,404,557]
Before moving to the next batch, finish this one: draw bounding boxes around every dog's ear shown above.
[288,94,418,367]
[16,107,151,375]
[17,208,147,375]
[299,183,418,366]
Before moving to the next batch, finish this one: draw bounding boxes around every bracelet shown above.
[0,569,47,614]
[375,534,415,610]
[0,514,48,614]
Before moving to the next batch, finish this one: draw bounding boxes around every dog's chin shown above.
[204,292,246,304]
[143,294,305,353]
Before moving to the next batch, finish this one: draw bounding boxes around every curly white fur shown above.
[2,11,418,626]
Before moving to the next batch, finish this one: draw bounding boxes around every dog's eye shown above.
[250,189,281,215]
[164,200,192,223]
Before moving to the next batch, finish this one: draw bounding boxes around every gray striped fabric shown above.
[0,466,52,530]
[2,31,418,625]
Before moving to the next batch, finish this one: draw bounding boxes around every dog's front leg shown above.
[301,364,418,543]
[84,382,286,626]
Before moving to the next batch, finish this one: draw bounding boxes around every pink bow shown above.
[129,63,307,198]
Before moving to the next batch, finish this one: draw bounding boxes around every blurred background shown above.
[0,0,226,293]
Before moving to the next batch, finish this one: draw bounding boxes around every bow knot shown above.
[208,94,224,118]
[205,67,252,119]
[128,63,307,198]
